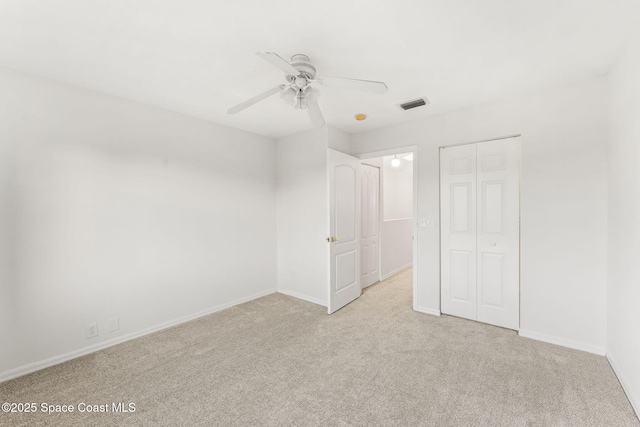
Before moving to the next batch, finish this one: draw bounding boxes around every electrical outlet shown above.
[108,317,119,332]
[86,322,98,339]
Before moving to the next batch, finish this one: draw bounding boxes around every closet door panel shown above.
[440,144,477,321]
[476,139,520,330]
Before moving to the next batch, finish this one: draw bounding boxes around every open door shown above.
[328,149,361,314]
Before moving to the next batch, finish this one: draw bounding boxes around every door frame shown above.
[357,145,418,311]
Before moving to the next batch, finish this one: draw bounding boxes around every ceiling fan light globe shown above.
[299,96,309,110]
[281,87,297,105]
[295,77,307,88]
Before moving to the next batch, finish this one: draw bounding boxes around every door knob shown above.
[326,237,340,243]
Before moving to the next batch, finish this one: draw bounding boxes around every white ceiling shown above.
[0,0,636,138]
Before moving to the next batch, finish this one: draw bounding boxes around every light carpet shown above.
[1,268,638,426]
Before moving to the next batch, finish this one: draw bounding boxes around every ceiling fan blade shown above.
[317,76,388,94]
[227,85,285,114]
[307,96,326,128]
[256,52,299,75]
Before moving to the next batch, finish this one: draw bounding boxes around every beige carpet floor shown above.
[1,268,638,426]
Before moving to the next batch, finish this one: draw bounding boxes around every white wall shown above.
[276,127,329,306]
[607,34,640,415]
[276,125,354,306]
[328,125,352,155]
[0,120,14,371]
[0,67,278,379]
[382,155,413,220]
[381,219,413,279]
[352,76,609,354]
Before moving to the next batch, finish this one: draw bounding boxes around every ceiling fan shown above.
[227,52,388,127]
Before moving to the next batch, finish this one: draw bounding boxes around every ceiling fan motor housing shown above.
[288,54,316,81]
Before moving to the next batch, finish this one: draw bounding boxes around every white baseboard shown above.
[380,262,413,281]
[277,288,327,307]
[0,288,277,384]
[607,353,640,420]
[414,306,441,317]
[518,329,606,356]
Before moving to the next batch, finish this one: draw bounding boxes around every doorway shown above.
[358,147,418,310]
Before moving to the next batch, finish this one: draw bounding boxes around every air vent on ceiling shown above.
[400,97,429,111]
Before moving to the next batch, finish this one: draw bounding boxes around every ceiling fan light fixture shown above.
[295,76,307,88]
[228,52,387,130]
[355,114,367,121]
[281,87,297,105]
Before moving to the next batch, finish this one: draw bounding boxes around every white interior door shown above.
[328,149,361,314]
[360,164,380,288]
[440,138,520,330]
[476,139,520,329]
[440,144,478,321]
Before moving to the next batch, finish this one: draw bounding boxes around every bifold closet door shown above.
[441,138,520,330]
